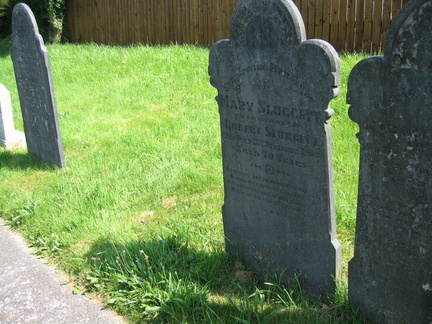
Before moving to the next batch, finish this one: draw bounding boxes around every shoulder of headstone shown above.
[347,55,386,91]
[209,39,232,87]
[297,39,341,87]
[347,55,386,124]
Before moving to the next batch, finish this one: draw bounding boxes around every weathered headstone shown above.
[11,3,65,167]
[209,0,341,295]
[347,0,432,322]
[0,83,26,149]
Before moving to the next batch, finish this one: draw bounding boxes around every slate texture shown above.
[209,0,341,296]
[11,3,65,167]
[347,0,432,322]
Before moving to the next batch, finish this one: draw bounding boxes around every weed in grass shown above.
[228,286,285,324]
[4,197,37,228]
[28,232,68,257]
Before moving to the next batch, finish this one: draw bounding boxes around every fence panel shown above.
[65,0,410,52]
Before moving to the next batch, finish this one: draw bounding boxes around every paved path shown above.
[0,218,126,324]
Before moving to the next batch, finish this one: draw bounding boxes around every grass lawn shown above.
[0,40,368,323]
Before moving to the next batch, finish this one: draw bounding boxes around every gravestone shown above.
[347,0,432,322]
[209,0,341,296]
[11,3,65,168]
[0,83,26,149]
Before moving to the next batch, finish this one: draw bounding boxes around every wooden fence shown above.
[65,0,410,53]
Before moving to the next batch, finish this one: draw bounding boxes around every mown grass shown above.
[0,39,368,323]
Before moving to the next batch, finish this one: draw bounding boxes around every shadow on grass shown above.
[83,235,366,324]
[0,150,58,170]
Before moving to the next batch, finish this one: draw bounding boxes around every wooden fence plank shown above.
[149,0,156,44]
[354,0,365,51]
[203,0,210,45]
[371,0,383,52]
[346,0,356,52]
[180,0,186,43]
[330,0,340,48]
[221,0,229,40]
[337,0,348,51]
[307,0,315,39]
[299,0,309,33]
[363,0,373,52]
[177,0,183,43]
[314,0,323,40]
[119,0,126,45]
[322,0,332,44]
[136,0,143,43]
[160,0,166,42]
[142,0,149,43]
[153,0,160,43]
[88,0,97,41]
[191,0,198,43]
[183,0,190,43]
[85,0,93,42]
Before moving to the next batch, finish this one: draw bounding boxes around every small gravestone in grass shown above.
[347,0,432,322]
[0,83,26,149]
[209,0,341,296]
[11,3,65,168]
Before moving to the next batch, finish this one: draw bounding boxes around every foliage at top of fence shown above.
[0,0,66,41]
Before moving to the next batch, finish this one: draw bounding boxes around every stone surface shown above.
[0,83,26,149]
[11,3,65,167]
[0,219,126,324]
[209,0,341,296]
[347,0,432,322]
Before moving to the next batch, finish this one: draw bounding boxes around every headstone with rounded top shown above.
[347,0,432,322]
[209,0,341,296]
[11,3,65,167]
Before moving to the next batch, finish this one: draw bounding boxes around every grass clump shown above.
[0,40,368,323]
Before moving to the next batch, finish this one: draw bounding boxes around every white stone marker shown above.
[0,83,26,149]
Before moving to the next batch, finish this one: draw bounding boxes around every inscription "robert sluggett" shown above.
[218,95,323,123]
[224,119,320,146]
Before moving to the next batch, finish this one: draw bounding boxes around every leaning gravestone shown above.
[0,83,26,149]
[209,0,341,295]
[11,3,65,167]
[347,0,432,322]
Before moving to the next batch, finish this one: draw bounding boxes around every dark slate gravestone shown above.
[11,3,65,168]
[347,0,432,322]
[209,0,341,296]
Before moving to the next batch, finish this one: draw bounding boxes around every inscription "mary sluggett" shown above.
[217,95,323,123]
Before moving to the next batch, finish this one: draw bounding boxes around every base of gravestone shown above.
[226,236,341,298]
[0,130,26,149]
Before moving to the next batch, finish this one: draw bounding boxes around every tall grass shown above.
[0,40,368,323]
